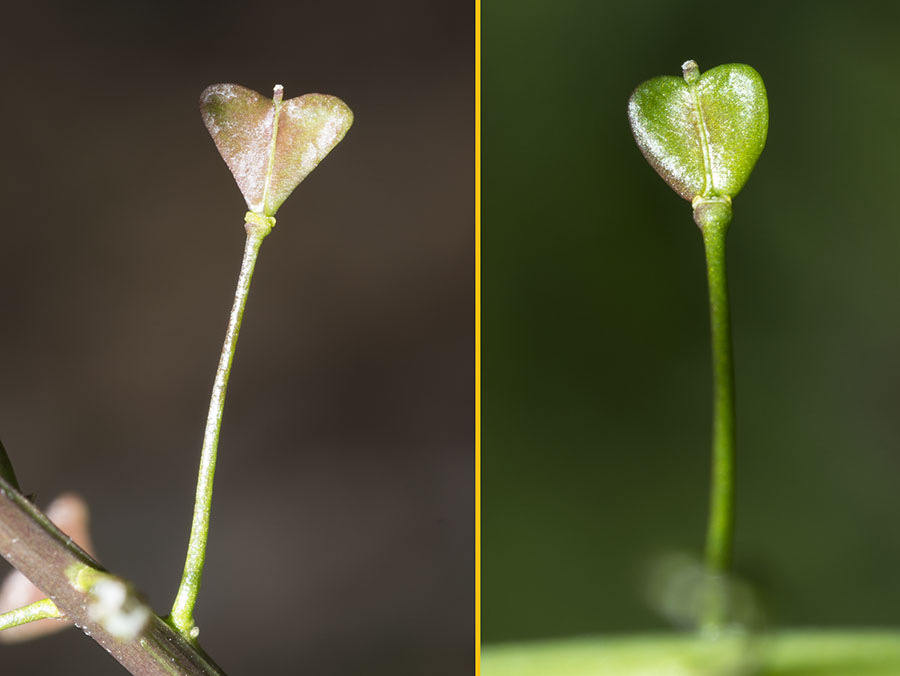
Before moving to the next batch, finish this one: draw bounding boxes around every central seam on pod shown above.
[688,83,716,198]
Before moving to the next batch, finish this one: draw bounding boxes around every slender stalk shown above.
[693,198,736,632]
[695,199,735,575]
[170,220,272,636]
[0,598,62,631]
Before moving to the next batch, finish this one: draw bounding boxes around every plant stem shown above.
[170,220,272,637]
[0,474,227,676]
[696,200,735,574]
[693,198,735,630]
[0,598,62,631]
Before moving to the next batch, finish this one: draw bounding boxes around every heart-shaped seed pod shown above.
[628,60,768,203]
[200,84,353,218]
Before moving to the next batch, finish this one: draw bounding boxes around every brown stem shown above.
[0,475,227,676]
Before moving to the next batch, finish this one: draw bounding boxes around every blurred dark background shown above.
[0,1,473,674]
[484,0,900,643]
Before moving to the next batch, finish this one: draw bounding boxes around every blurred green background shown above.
[483,0,900,643]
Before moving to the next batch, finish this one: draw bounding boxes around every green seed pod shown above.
[628,60,768,203]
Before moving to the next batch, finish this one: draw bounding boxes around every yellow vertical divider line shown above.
[474,0,482,673]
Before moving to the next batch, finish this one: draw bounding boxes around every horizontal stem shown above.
[482,630,900,675]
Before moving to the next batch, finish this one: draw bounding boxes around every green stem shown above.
[696,199,735,573]
[0,598,62,631]
[170,220,272,637]
[694,198,736,628]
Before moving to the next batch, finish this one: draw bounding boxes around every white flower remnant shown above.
[87,578,150,641]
